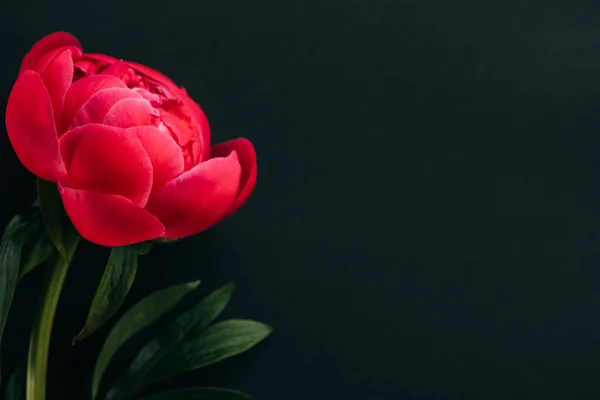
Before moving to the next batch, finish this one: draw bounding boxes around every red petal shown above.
[5,71,66,182]
[103,98,157,128]
[74,60,99,76]
[211,138,257,217]
[40,49,74,131]
[59,185,165,247]
[181,94,211,161]
[62,75,127,133]
[59,124,153,207]
[160,108,195,146]
[125,61,180,92]
[128,126,184,190]
[146,152,242,238]
[35,46,81,75]
[83,53,118,64]
[71,88,143,128]
[20,32,81,73]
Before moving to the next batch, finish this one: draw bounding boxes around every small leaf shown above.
[137,387,252,400]
[130,241,154,256]
[92,281,200,400]
[19,213,54,280]
[3,367,25,400]
[148,320,272,385]
[74,246,138,343]
[105,283,235,400]
[0,215,27,380]
[36,179,68,259]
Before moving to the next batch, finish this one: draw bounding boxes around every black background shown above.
[1,0,600,399]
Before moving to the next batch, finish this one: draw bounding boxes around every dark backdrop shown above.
[1,1,600,399]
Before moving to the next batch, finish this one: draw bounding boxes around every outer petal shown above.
[59,185,165,247]
[128,126,184,190]
[146,152,242,238]
[211,138,257,217]
[5,71,66,182]
[40,49,74,130]
[103,98,158,128]
[62,75,127,133]
[59,124,153,207]
[34,46,81,76]
[83,53,118,64]
[71,88,143,128]
[20,32,81,73]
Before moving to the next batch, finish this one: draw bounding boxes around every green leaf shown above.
[92,281,200,400]
[138,387,252,400]
[3,367,25,400]
[0,215,27,380]
[74,246,138,343]
[148,320,272,385]
[19,212,54,280]
[36,178,78,261]
[130,241,154,256]
[105,283,235,400]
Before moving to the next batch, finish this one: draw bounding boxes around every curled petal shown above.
[71,88,142,128]
[62,75,127,133]
[211,138,257,217]
[146,152,242,238]
[128,126,184,190]
[103,98,157,128]
[40,49,74,130]
[5,71,66,182]
[20,32,81,73]
[125,61,180,93]
[35,46,81,76]
[74,59,99,76]
[59,186,165,247]
[59,124,153,207]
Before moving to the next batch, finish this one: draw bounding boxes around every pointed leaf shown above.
[130,241,153,256]
[19,212,55,280]
[138,387,252,400]
[105,283,235,400]
[92,281,200,400]
[36,178,78,260]
[3,367,25,400]
[74,246,138,343]
[149,320,272,385]
[0,215,28,380]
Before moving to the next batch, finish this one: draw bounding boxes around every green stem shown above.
[26,244,78,400]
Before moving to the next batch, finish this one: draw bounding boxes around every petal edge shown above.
[59,186,165,246]
[5,71,66,182]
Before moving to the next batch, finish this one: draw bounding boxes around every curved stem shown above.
[26,244,78,400]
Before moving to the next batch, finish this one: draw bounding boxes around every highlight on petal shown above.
[62,75,127,133]
[71,88,143,128]
[20,32,81,73]
[146,152,242,238]
[128,126,184,190]
[5,70,66,182]
[211,138,257,217]
[59,124,153,207]
[59,185,165,247]
[103,98,158,128]
[40,49,74,130]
